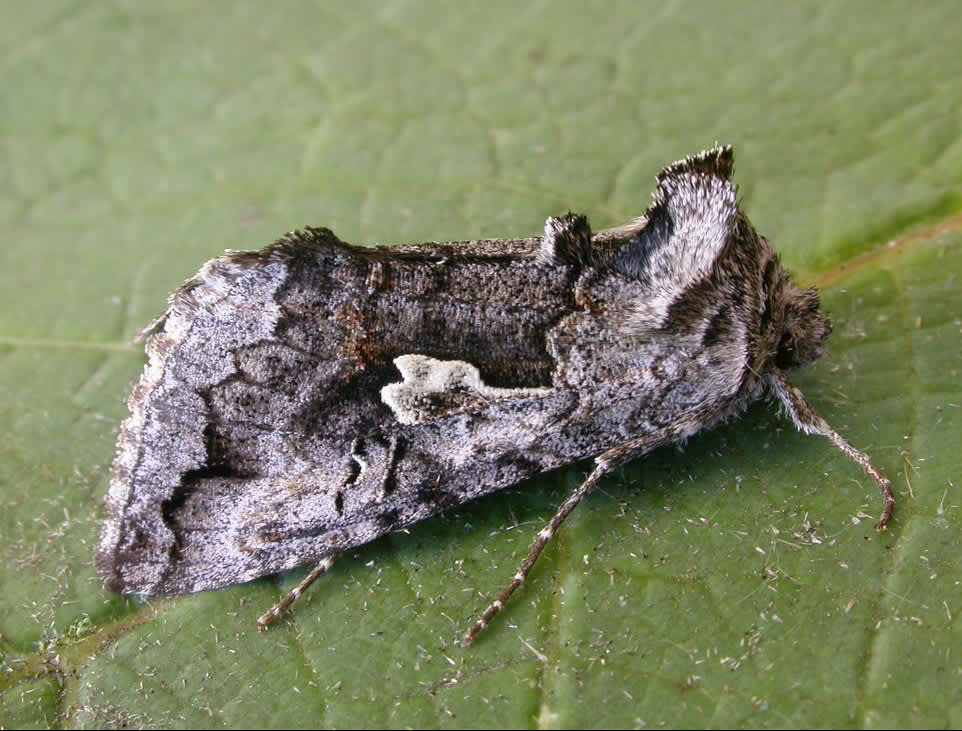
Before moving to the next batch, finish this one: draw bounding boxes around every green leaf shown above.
[2,1,961,728]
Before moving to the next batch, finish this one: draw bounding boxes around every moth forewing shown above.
[97,146,894,643]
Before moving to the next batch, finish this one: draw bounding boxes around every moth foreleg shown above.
[463,424,687,647]
[768,370,895,530]
[256,555,338,630]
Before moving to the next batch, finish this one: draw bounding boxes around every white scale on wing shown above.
[380,354,552,425]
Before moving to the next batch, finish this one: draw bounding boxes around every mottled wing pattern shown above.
[98,146,813,600]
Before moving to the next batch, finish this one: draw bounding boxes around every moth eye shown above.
[775,331,796,370]
[774,309,830,370]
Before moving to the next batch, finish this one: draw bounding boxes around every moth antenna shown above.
[768,370,895,530]
[256,555,337,630]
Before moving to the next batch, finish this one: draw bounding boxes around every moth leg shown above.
[464,424,686,647]
[256,555,338,631]
[768,370,895,530]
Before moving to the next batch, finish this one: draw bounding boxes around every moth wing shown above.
[98,230,369,595]
[99,229,582,596]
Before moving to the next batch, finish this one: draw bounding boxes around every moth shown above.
[97,146,894,645]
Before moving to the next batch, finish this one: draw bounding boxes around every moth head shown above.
[772,283,831,371]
